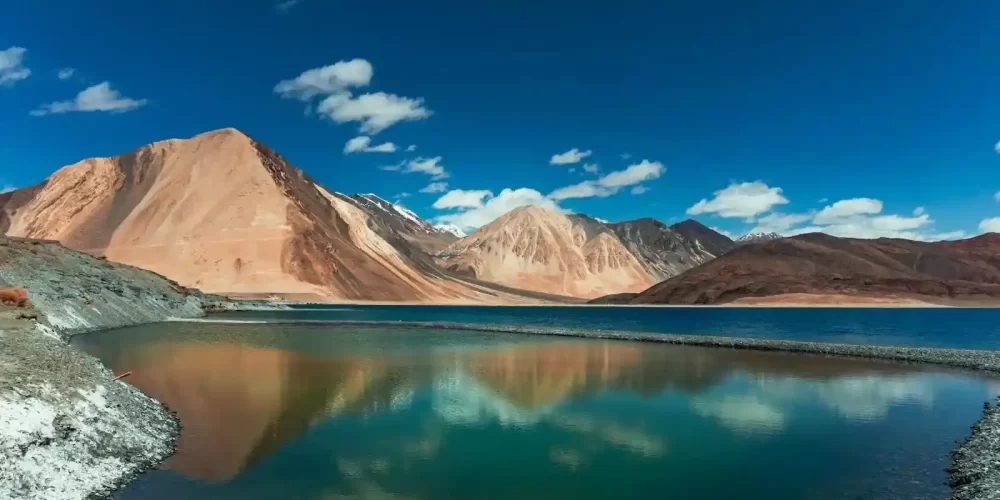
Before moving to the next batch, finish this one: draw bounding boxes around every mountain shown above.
[668,219,738,256]
[0,129,561,303]
[435,206,653,298]
[434,224,467,238]
[434,207,734,299]
[621,232,1000,305]
[607,218,720,280]
[735,232,782,245]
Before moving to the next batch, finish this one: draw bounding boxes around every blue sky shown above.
[2,1,998,238]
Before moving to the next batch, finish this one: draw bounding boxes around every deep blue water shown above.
[210,304,1000,350]
[74,322,1000,500]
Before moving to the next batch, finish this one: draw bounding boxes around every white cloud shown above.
[276,59,432,134]
[404,156,448,179]
[913,206,925,216]
[419,182,448,194]
[275,0,299,12]
[30,82,147,116]
[928,230,967,241]
[813,198,883,224]
[630,185,648,195]
[620,153,632,160]
[394,192,411,200]
[995,140,1000,154]
[582,163,600,174]
[550,148,592,165]
[275,59,372,100]
[56,68,75,80]
[749,212,813,235]
[343,135,396,153]
[981,217,1000,233]
[379,160,405,172]
[433,189,494,209]
[687,181,789,218]
[0,46,31,86]
[434,188,564,231]
[994,191,1000,202]
[318,91,431,134]
[549,160,664,201]
[406,144,417,152]
[1,184,16,194]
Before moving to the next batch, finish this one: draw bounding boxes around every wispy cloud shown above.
[420,182,449,194]
[56,68,75,80]
[0,46,31,86]
[31,82,147,116]
[275,0,300,12]
[275,58,431,133]
[550,148,592,165]
[343,135,396,153]
[549,160,664,201]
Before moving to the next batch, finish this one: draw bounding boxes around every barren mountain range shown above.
[0,129,731,302]
[595,232,1000,305]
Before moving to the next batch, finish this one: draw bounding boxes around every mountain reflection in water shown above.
[73,323,1000,500]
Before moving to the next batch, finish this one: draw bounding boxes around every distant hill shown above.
[434,206,734,299]
[599,232,1000,305]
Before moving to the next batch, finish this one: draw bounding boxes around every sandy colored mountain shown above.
[0,129,562,303]
[435,206,658,298]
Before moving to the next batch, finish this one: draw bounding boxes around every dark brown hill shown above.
[619,232,1000,305]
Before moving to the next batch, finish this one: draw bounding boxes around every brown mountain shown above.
[612,232,1000,305]
[435,207,734,299]
[0,129,562,303]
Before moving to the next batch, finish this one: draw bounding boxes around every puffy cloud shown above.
[30,82,147,116]
[274,59,372,99]
[817,214,931,240]
[433,189,493,209]
[630,185,649,195]
[275,0,299,12]
[56,68,75,80]
[406,144,417,152]
[434,188,564,230]
[687,181,789,218]
[550,148,592,165]
[419,182,449,194]
[913,206,925,216]
[0,46,31,85]
[813,198,883,224]
[749,212,813,235]
[343,135,396,153]
[318,91,431,134]
[275,59,430,134]
[582,163,600,174]
[404,156,448,179]
[981,217,1000,233]
[549,160,664,201]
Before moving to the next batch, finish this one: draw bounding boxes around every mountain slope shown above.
[0,129,555,303]
[436,206,654,298]
[627,232,1000,305]
[608,218,721,280]
[669,219,737,256]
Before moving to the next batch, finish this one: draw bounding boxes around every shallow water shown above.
[211,304,1000,349]
[74,321,1000,500]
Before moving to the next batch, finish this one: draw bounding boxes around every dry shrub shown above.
[0,287,29,307]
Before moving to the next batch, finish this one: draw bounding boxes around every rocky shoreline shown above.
[0,237,260,500]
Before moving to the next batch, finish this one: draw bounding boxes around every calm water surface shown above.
[211,304,1000,349]
[74,320,1000,500]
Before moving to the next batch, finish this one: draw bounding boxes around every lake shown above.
[73,313,1000,500]
[211,304,1000,350]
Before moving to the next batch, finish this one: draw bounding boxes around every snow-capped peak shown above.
[435,224,466,238]
[392,204,425,227]
[736,232,782,244]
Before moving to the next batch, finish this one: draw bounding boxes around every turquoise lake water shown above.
[73,315,1000,500]
[213,304,1000,349]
